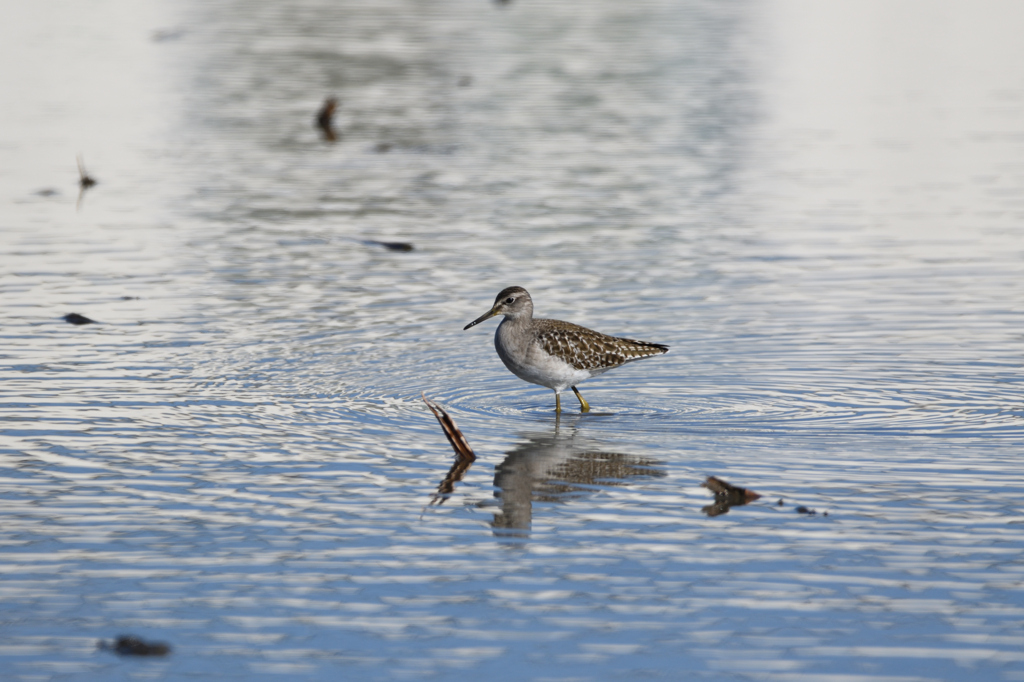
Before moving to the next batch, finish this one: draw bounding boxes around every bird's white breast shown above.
[494,320,594,392]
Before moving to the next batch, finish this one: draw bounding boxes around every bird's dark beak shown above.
[464,307,498,330]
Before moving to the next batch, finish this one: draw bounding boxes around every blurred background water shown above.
[2,0,1024,680]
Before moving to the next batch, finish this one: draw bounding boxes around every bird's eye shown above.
[504,297,515,304]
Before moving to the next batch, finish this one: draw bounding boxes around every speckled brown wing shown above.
[533,319,668,371]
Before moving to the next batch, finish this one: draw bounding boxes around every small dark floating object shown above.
[98,635,171,657]
[777,499,784,506]
[374,142,392,153]
[77,155,97,189]
[316,97,338,128]
[367,240,413,252]
[316,97,339,141]
[121,296,140,300]
[795,506,817,516]
[457,75,473,87]
[35,188,61,197]
[63,313,96,325]
[701,476,761,517]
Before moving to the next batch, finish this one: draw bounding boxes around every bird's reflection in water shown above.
[490,424,664,535]
[421,396,663,535]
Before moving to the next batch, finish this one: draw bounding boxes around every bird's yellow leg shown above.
[572,386,590,413]
[555,391,561,413]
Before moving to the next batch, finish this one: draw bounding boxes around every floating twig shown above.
[422,394,477,508]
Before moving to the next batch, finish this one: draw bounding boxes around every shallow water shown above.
[2,0,1024,680]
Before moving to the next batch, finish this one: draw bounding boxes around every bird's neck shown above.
[502,310,532,328]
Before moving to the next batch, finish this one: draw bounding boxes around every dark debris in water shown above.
[776,498,827,517]
[77,155,97,189]
[701,476,761,517]
[63,313,97,325]
[366,240,414,252]
[98,635,171,657]
[316,97,339,142]
[76,155,97,211]
[795,506,827,516]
